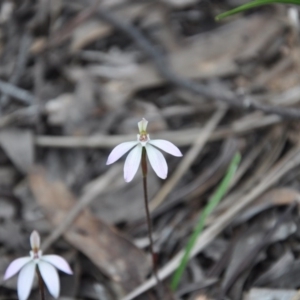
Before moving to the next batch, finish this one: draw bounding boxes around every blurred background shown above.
[0,0,300,299]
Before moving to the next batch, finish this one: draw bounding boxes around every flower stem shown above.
[141,148,164,297]
[37,268,46,300]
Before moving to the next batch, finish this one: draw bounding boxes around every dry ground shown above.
[0,1,300,300]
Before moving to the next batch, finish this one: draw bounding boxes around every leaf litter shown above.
[1,1,300,299]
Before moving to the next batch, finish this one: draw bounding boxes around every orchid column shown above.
[107,118,182,292]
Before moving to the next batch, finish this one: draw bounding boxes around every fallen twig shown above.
[0,80,35,105]
[35,114,280,148]
[0,34,32,107]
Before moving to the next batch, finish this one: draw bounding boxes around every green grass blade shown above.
[171,152,241,291]
[216,0,300,20]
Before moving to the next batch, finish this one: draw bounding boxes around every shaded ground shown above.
[0,0,300,299]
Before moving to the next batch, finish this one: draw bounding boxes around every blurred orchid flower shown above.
[106,118,182,182]
[4,230,73,300]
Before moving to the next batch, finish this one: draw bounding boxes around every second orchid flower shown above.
[4,231,73,300]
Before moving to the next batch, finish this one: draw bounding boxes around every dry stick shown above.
[0,80,35,105]
[0,34,31,107]
[41,165,121,251]
[149,107,227,211]
[122,145,300,300]
[97,8,300,120]
[35,114,280,149]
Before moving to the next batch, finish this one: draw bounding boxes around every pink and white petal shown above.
[149,140,182,157]
[4,257,32,280]
[17,261,35,300]
[38,261,60,299]
[145,144,168,179]
[124,144,142,182]
[42,255,73,274]
[106,142,138,165]
[30,231,40,250]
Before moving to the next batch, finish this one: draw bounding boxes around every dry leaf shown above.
[0,129,34,174]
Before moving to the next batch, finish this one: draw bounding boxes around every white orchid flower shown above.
[4,231,73,300]
[106,118,182,182]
